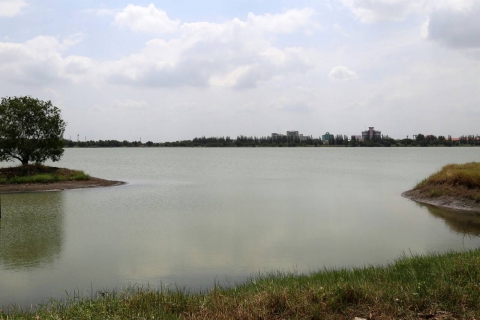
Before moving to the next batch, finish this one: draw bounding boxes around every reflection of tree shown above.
[0,193,64,270]
[419,203,480,236]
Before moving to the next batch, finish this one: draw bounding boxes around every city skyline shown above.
[1,0,479,142]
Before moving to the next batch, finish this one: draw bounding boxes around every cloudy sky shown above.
[1,0,479,141]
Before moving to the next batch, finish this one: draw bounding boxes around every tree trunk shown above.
[21,159,29,166]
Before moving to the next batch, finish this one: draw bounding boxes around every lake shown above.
[1,147,480,308]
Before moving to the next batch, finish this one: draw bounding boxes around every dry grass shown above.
[3,250,480,319]
[414,162,480,200]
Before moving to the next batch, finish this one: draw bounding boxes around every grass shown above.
[475,194,480,203]
[414,162,480,200]
[429,188,441,197]
[2,249,480,319]
[0,164,90,184]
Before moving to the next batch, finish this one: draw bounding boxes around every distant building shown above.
[362,127,382,141]
[273,131,312,141]
[322,132,334,142]
[271,133,285,140]
[351,135,362,141]
[299,134,312,141]
[287,131,299,139]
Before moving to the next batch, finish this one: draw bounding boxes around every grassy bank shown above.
[414,162,480,202]
[0,164,90,184]
[3,249,480,319]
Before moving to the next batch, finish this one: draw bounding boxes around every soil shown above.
[402,189,480,212]
[0,177,125,194]
[0,165,125,194]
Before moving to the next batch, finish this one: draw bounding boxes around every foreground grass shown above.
[0,164,90,184]
[415,162,480,202]
[3,249,480,319]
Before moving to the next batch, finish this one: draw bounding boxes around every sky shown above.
[1,0,479,142]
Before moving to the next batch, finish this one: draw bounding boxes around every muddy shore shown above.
[0,177,125,194]
[402,189,480,212]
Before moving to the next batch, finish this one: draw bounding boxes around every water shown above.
[1,147,480,308]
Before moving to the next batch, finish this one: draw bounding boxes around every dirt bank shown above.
[0,177,125,194]
[402,189,480,212]
[0,165,125,193]
[403,162,480,212]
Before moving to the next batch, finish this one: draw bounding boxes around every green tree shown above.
[415,134,425,142]
[0,96,66,166]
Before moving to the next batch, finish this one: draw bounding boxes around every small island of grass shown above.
[403,162,480,212]
[0,164,123,193]
[0,97,124,193]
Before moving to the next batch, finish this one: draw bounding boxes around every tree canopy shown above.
[0,96,66,165]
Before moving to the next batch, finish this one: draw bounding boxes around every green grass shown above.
[476,194,480,203]
[429,188,441,197]
[0,164,90,184]
[415,177,428,189]
[2,249,480,319]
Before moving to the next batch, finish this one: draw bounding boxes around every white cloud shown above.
[113,99,147,109]
[114,3,180,34]
[427,0,476,12]
[0,8,313,91]
[332,23,351,37]
[426,2,480,49]
[2,2,480,142]
[83,8,116,17]
[0,36,93,85]
[104,8,316,89]
[209,65,257,88]
[268,94,314,114]
[338,0,477,23]
[338,0,424,23]
[0,0,27,17]
[338,0,480,53]
[243,8,318,34]
[329,66,358,81]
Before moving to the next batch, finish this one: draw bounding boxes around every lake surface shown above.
[1,148,480,308]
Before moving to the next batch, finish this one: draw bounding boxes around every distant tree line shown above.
[164,136,320,147]
[327,135,397,147]
[64,134,480,148]
[64,139,160,148]
[399,134,480,147]
[149,135,401,148]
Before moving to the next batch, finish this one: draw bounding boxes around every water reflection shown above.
[418,202,480,236]
[2,148,480,308]
[0,193,64,270]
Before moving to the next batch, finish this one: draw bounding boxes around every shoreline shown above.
[402,189,480,213]
[3,249,480,319]
[0,177,125,194]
